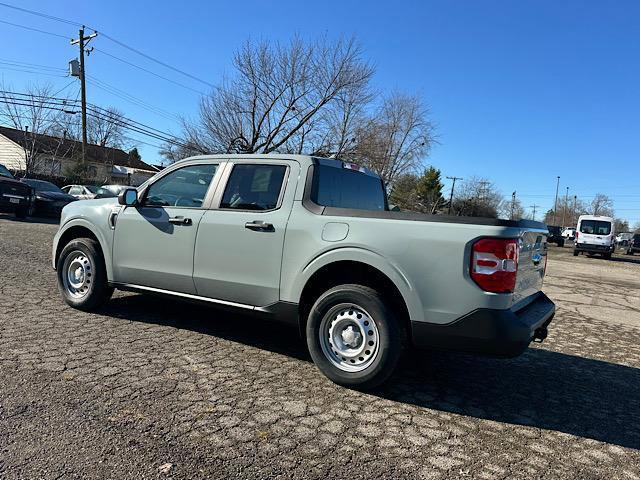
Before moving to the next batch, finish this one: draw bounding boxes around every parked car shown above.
[573,215,615,259]
[626,233,640,255]
[615,232,633,248]
[62,184,99,200]
[52,155,555,389]
[561,227,576,240]
[546,225,565,247]
[21,179,77,217]
[94,185,127,199]
[0,163,34,218]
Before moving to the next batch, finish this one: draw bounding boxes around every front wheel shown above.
[306,284,405,390]
[57,237,113,311]
[573,249,579,256]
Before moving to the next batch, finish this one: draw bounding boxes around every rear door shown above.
[579,219,613,247]
[193,160,298,307]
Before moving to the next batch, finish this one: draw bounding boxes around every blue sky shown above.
[0,0,639,224]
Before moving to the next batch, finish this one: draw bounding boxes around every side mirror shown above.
[118,188,138,206]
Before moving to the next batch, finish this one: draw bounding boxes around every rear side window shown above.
[580,220,612,235]
[311,164,386,211]
[220,164,287,211]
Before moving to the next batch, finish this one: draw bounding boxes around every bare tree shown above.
[0,83,67,174]
[355,93,435,184]
[177,36,374,156]
[451,177,503,218]
[590,193,614,217]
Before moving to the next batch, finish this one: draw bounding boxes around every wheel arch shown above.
[292,249,423,340]
[54,220,113,279]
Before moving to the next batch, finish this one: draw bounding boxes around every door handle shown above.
[168,216,192,226]
[244,220,274,232]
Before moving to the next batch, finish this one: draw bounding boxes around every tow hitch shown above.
[533,327,548,343]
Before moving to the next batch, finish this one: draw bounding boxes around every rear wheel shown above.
[573,249,579,256]
[57,238,113,311]
[603,252,612,260]
[306,284,405,390]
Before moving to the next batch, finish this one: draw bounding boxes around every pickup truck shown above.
[52,155,555,389]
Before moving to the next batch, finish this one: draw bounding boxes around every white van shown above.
[573,215,615,259]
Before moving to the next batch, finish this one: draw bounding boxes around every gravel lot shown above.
[1,214,639,479]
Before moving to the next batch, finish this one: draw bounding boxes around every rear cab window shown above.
[310,158,387,211]
[580,220,612,235]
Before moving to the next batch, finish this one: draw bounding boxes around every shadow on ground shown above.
[0,213,59,225]
[103,293,640,451]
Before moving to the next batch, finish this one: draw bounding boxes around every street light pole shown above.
[552,176,560,225]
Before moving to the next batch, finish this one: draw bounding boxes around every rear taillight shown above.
[470,238,519,293]
[575,231,579,241]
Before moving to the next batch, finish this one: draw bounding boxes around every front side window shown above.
[69,186,83,196]
[143,164,217,208]
[220,164,287,211]
[580,220,612,235]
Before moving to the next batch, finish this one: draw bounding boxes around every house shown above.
[0,126,158,186]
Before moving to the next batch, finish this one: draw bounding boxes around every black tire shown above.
[56,237,113,311]
[558,238,565,248]
[573,249,579,256]
[306,284,405,390]
[14,206,27,219]
[603,252,612,260]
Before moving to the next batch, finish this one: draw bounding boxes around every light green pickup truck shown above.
[53,155,555,389]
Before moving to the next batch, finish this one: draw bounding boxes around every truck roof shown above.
[578,214,614,222]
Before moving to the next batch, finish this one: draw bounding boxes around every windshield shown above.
[23,179,63,193]
[0,164,14,179]
[85,185,99,193]
[580,220,612,235]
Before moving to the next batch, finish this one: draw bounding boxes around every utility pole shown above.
[71,27,97,167]
[552,175,560,225]
[511,191,516,220]
[530,204,539,221]
[561,186,569,227]
[573,195,578,226]
[446,176,462,215]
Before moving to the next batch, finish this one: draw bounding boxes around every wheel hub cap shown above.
[320,305,380,373]
[63,251,92,298]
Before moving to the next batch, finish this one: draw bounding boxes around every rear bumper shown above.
[575,243,613,253]
[411,292,555,357]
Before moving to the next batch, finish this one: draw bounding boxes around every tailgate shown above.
[512,230,547,306]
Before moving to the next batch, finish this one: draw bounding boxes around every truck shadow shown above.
[104,293,640,451]
[609,255,640,266]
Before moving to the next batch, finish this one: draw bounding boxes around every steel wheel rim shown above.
[319,304,380,373]
[62,250,92,299]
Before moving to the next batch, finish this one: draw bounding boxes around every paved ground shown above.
[1,214,639,479]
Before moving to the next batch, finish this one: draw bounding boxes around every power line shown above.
[92,48,205,95]
[0,18,69,39]
[0,2,213,89]
[0,58,67,73]
[0,95,192,149]
[0,1,80,26]
[86,75,182,122]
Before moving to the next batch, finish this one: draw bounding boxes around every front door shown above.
[193,161,297,307]
[112,163,220,293]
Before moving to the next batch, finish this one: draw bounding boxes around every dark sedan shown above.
[21,179,77,217]
[0,164,34,218]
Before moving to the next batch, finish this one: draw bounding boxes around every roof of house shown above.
[0,126,157,172]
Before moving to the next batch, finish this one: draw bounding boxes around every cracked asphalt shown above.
[1,214,639,479]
